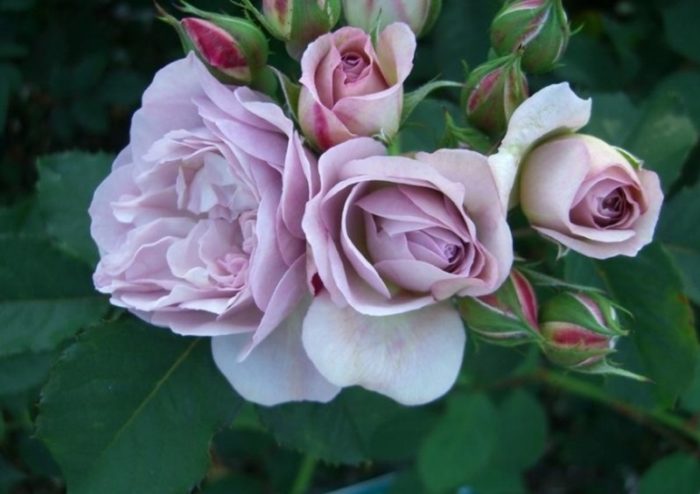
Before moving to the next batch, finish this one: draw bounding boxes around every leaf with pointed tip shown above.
[36,152,112,265]
[37,317,242,494]
[0,235,108,358]
[401,80,462,125]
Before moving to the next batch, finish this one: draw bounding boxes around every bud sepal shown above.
[459,270,541,346]
[464,54,529,137]
[539,292,642,379]
[490,0,570,74]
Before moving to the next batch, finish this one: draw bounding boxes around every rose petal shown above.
[488,83,592,208]
[302,292,466,405]
[212,298,341,406]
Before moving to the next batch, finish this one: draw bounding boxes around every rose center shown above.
[595,188,629,227]
[340,52,368,82]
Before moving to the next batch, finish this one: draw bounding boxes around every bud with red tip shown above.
[342,0,442,38]
[490,0,570,74]
[540,292,627,372]
[459,270,540,345]
[464,54,529,137]
[242,0,341,58]
[159,2,269,85]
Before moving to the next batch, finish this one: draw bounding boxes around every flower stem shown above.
[291,454,318,494]
[534,369,700,444]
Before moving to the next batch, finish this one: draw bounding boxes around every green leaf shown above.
[639,454,700,494]
[417,393,498,492]
[584,92,640,146]
[490,390,548,471]
[623,90,698,192]
[36,317,242,494]
[596,244,698,406]
[0,236,108,358]
[680,356,700,413]
[36,152,113,264]
[398,98,459,153]
[655,70,700,129]
[662,0,700,64]
[0,351,55,396]
[257,388,423,464]
[271,67,301,122]
[658,184,700,304]
[401,80,462,126]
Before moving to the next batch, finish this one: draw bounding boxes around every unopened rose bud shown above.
[540,292,625,370]
[491,0,570,74]
[464,54,529,137]
[342,0,442,38]
[243,0,341,58]
[459,269,539,345]
[160,2,268,84]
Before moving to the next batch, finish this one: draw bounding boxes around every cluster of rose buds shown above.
[464,0,570,137]
[462,268,632,376]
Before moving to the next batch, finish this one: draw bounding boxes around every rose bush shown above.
[300,138,513,404]
[520,134,663,258]
[298,23,416,150]
[89,53,339,405]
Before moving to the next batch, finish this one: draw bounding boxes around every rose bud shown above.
[464,54,529,137]
[298,24,416,150]
[540,292,625,371]
[158,2,268,85]
[520,134,663,259]
[242,0,341,58]
[459,269,540,345]
[491,0,570,74]
[342,0,442,38]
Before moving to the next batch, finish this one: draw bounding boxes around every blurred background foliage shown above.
[1,0,699,493]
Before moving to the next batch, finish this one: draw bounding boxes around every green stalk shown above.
[290,454,318,494]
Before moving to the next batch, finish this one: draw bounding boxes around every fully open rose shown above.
[520,134,663,259]
[90,53,338,405]
[300,138,513,404]
[298,24,416,150]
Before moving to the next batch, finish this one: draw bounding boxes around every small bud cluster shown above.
[460,270,636,379]
[462,0,570,137]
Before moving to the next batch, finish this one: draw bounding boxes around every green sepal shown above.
[401,80,463,125]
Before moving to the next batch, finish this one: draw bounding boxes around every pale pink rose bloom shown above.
[90,53,339,405]
[520,134,663,259]
[298,23,416,150]
[487,82,592,208]
[301,138,513,404]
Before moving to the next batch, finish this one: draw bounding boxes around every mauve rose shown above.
[520,134,663,259]
[300,138,513,404]
[298,24,416,150]
[90,53,339,405]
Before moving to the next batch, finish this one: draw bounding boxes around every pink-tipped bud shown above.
[464,54,529,137]
[459,270,540,345]
[540,292,626,371]
[342,0,442,38]
[181,18,251,82]
[490,0,570,74]
[160,2,269,84]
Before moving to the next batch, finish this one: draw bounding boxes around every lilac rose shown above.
[90,53,338,405]
[298,24,416,150]
[300,138,513,404]
[520,134,663,259]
